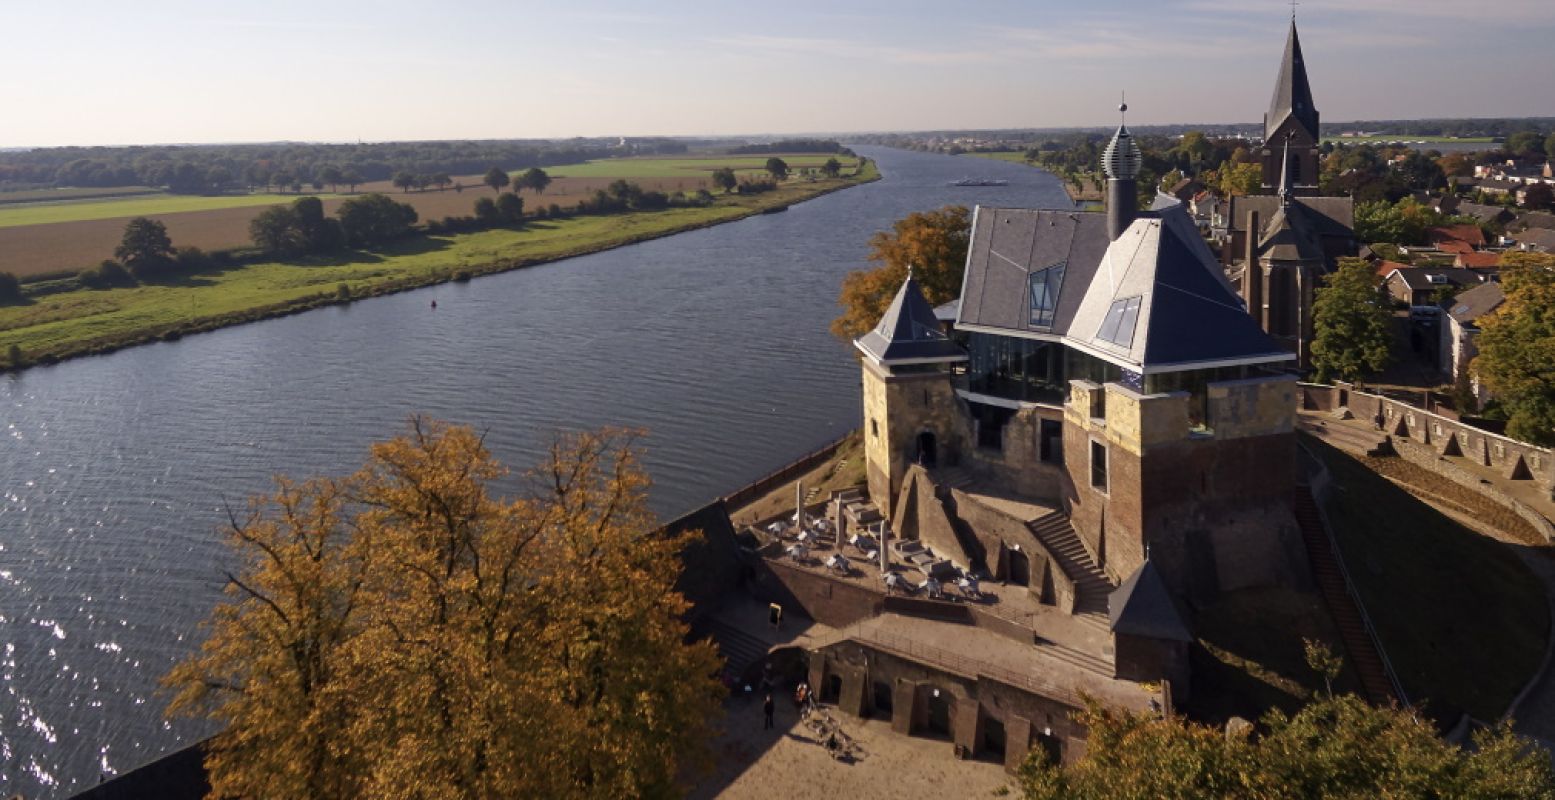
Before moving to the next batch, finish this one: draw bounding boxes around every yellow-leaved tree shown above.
[831,205,970,342]
[166,419,724,799]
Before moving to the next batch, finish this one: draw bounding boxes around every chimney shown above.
[1244,209,1262,325]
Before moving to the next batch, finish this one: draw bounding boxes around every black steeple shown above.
[1264,19,1319,143]
[853,270,967,365]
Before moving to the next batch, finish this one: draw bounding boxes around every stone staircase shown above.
[1027,512,1114,632]
[1293,487,1399,706]
[931,465,976,491]
[694,616,774,681]
[1033,637,1114,676]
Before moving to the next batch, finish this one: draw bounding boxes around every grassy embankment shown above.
[543,154,854,179]
[0,160,879,367]
[1306,438,1548,723]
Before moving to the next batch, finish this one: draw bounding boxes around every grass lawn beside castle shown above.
[1308,438,1549,723]
[0,161,878,365]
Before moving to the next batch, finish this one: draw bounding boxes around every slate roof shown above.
[1456,202,1514,225]
[855,273,968,364]
[1447,282,1505,326]
[1387,266,1489,291]
[933,299,960,324]
[1258,202,1326,263]
[956,205,1293,373]
[1265,20,1319,142]
[1517,211,1555,231]
[1109,560,1192,642]
[1228,195,1354,240]
[1515,229,1555,251]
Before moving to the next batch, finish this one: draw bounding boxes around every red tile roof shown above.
[1455,251,1501,269]
[1428,224,1486,248]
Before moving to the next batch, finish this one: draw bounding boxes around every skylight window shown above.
[1096,296,1142,349]
[1028,261,1066,328]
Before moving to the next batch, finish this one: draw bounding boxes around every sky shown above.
[2,0,1552,147]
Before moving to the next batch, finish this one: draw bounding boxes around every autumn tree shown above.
[831,205,969,342]
[765,157,789,181]
[1216,160,1261,197]
[1020,694,1552,799]
[1474,252,1555,445]
[1311,257,1392,384]
[165,419,723,799]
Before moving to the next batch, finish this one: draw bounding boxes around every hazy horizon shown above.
[4,0,1552,149]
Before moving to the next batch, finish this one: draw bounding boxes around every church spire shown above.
[1278,133,1294,206]
[1265,18,1319,143]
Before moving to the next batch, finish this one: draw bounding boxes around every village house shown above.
[1382,263,1496,309]
[1439,281,1506,400]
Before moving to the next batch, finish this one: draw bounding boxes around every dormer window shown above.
[1028,262,1066,328]
[1097,296,1143,349]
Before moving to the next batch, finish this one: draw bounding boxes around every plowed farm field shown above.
[0,175,710,278]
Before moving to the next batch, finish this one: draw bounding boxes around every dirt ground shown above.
[0,176,713,278]
[689,699,1015,800]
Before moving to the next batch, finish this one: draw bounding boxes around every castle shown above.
[689,17,1340,773]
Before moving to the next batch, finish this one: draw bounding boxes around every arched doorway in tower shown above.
[915,431,938,468]
[1007,548,1030,586]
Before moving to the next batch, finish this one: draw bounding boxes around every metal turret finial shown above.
[906,263,914,281]
[1119,91,1128,118]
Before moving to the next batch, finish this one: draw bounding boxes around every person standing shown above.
[763,694,775,730]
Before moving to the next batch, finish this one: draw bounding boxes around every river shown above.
[0,146,1071,797]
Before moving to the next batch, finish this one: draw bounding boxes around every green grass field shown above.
[541,154,858,179]
[0,193,336,228]
[0,161,877,364]
[0,186,163,205]
[1307,438,1547,722]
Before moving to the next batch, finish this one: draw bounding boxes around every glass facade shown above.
[963,332,1123,405]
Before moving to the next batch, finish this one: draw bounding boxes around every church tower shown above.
[1259,19,1321,195]
[855,272,967,517]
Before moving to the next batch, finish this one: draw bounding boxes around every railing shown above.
[844,625,1090,707]
[1299,441,1411,707]
[719,430,856,511]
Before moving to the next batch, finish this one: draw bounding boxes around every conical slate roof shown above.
[1109,560,1191,642]
[1265,20,1319,142]
[855,273,967,364]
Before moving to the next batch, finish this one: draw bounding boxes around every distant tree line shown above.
[726,139,853,156]
[0,138,689,194]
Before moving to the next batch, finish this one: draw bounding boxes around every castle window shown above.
[1028,262,1067,329]
[871,419,878,439]
[1090,440,1108,492]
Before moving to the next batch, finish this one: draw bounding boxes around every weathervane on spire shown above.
[1289,0,1298,20]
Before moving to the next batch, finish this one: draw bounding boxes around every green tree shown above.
[483,166,509,194]
[1507,131,1546,158]
[710,167,738,194]
[1216,161,1261,196]
[821,157,842,178]
[249,205,303,256]
[831,205,969,341]
[319,165,344,192]
[496,191,524,223]
[473,196,500,224]
[392,171,415,193]
[0,271,22,304]
[764,157,789,181]
[1311,258,1392,383]
[165,420,723,799]
[336,193,418,248]
[1524,183,1554,211]
[114,217,176,278]
[1545,132,1555,163]
[517,167,552,195]
[1475,252,1555,445]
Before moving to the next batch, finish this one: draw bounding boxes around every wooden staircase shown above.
[1028,512,1114,633]
[1293,487,1400,706]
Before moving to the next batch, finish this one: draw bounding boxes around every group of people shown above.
[759,663,819,731]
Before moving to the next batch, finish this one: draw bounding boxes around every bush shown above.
[6,343,23,369]
[0,271,22,303]
[175,246,210,272]
[79,259,136,289]
[336,283,352,301]
[454,270,473,282]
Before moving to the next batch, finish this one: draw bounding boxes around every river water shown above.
[0,146,1071,797]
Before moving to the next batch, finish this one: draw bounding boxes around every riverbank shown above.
[962,152,1100,202]
[0,162,878,370]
